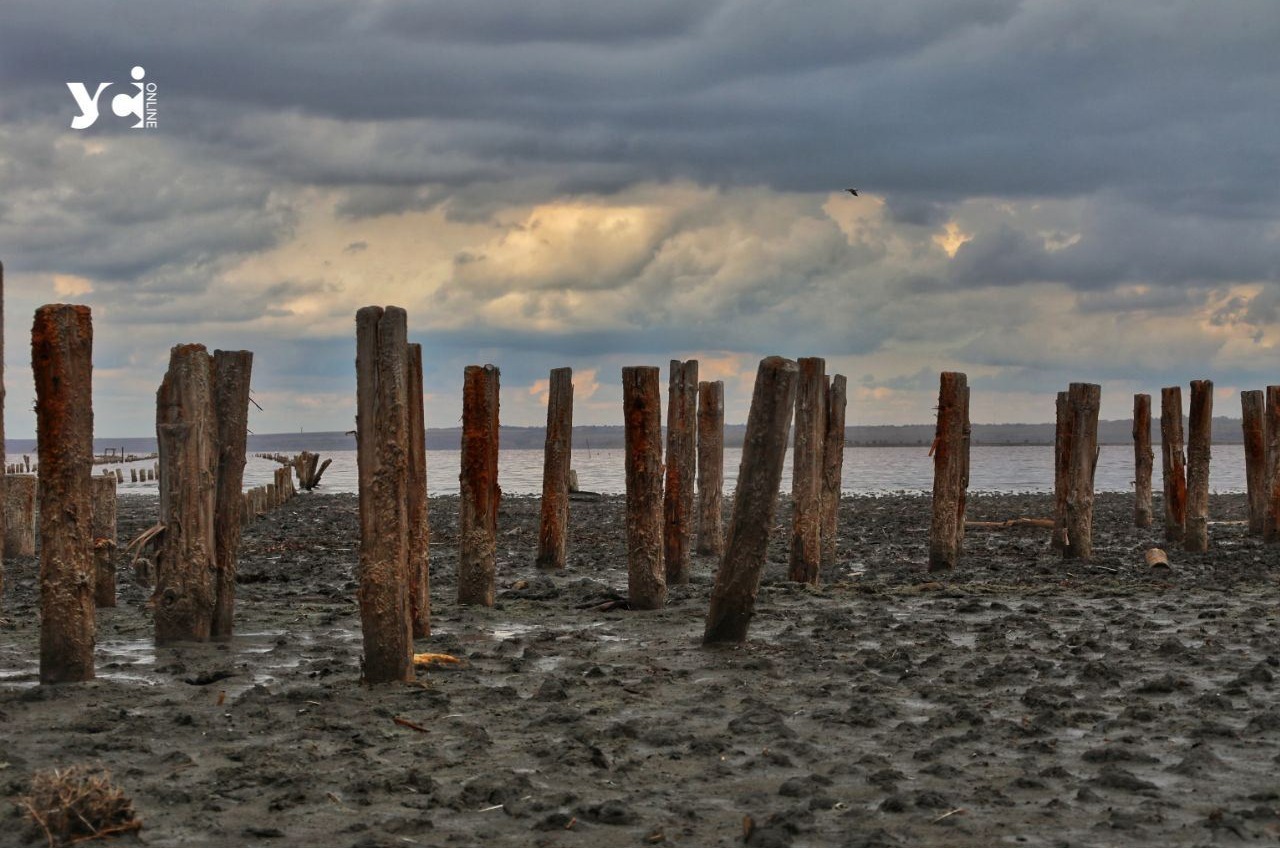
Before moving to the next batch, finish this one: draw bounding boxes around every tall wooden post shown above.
[355,306,413,684]
[704,357,799,644]
[4,475,36,557]
[695,380,725,557]
[536,368,573,570]
[928,371,967,571]
[1184,380,1213,552]
[1266,386,1280,542]
[406,343,430,638]
[155,344,218,644]
[458,364,500,607]
[1161,386,1187,543]
[90,476,117,608]
[820,375,848,567]
[1063,383,1101,560]
[1052,391,1071,550]
[623,366,665,610]
[788,357,826,583]
[664,360,698,585]
[33,304,95,684]
[211,350,252,640]
[1242,390,1266,536]
[1133,394,1154,529]
[0,261,6,603]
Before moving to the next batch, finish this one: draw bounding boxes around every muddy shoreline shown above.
[2,491,1280,846]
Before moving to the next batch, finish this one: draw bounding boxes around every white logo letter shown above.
[67,81,110,129]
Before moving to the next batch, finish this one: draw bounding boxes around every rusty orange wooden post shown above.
[820,375,847,568]
[928,372,967,571]
[1133,394,1153,529]
[1161,386,1187,543]
[1266,386,1280,542]
[1063,383,1100,560]
[537,368,573,570]
[211,350,252,640]
[623,366,665,610]
[1184,379,1213,552]
[406,343,430,637]
[788,357,825,583]
[458,364,500,606]
[664,360,698,584]
[1242,390,1265,536]
[695,380,725,557]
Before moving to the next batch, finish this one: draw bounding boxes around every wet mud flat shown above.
[2,491,1280,847]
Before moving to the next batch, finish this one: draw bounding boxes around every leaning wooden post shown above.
[704,357,799,644]
[211,350,252,640]
[820,375,848,567]
[622,366,666,610]
[458,364,500,607]
[788,357,826,583]
[355,306,413,684]
[928,371,967,571]
[1243,390,1266,536]
[1063,382,1101,560]
[155,344,218,644]
[536,367,573,570]
[695,380,725,557]
[90,475,117,608]
[4,475,36,557]
[33,304,95,684]
[1133,394,1154,529]
[406,343,430,638]
[1160,386,1187,543]
[1051,390,1071,550]
[1184,379,1213,552]
[664,359,698,585]
[1266,386,1280,542]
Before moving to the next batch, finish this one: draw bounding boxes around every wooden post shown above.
[536,367,573,570]
[4,475,36,557]
[1133,394,1154,529]
[1052,391,1070,550]
[1267,386,1280,543]
[664,359,698,585]
[355,306,413,684]
[928,372,968,571]
[406,343,430,638]
[788,357,826,583]
[1161,386,1187,543]
[210,350,252,640]
[458,364,500,607]
[622,366,666,610]
[695,380,725,557]
[90,475,117,608]
[820,375,848,568]
[704,357,799,644]
[0,261,6,604]
[1184,379,1213,552]
[155,344,217,644]
[1243,391,1266,536]
[1063,383,1101,560]
[33,304,95,684]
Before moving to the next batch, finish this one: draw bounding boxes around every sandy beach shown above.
[2,490,1280,847]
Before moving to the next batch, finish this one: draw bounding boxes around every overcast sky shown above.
[1,0,1277,437]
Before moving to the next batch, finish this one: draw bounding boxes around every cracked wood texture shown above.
[1063,383,1100,561]
[5,475,35,557]
[212,350,252,640]
[406,343,430,637]
[355,306,413,684]
[821,374,847,568]
[91,475,117,608]
[1266,386,1280,543]
[1133,394,1154,529]
[536,367,573,570]
[788,357,826,583]
[623,366,666,610]
[704,356,798,644]
[33,303,95,683]
[1242,390,1265,536]
[1161,386,1187,543]
[664,359,698,585]
[459,364,500,607]
[928,372,968,572]
[1184,379,1213,553]
[1052,391,1071,551]
[0,261,6,603]
[695,380,725,558]
[155,343,218,644]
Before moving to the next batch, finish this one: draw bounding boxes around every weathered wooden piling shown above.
[1063,383,1101,560]
[695,380,725,557]
[664,359,698,585]
[1184,380,1213,552]
[622,366,666,610]
[33,304,95,684]
[0,262,6,602]
[1242,390,1265,536]
[1052,391,1071,550]
[355,306,413,684]
[4,475,36,557]
[704,357,799,644]
[406,343,430,638]
[155,344,218,644]
[820,375,848,567]
[536,367,573,570]
[90,475,117,608]
[789,357,826,583]
[211,350,252,640]
[1160,387,1187,543]
[1133,394,1154,529]
[458,364,500,607]
[928,371,968,571]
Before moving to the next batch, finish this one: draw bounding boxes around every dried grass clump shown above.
[16,765,142,846]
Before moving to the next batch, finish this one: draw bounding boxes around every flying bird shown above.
[845,188,859,196]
